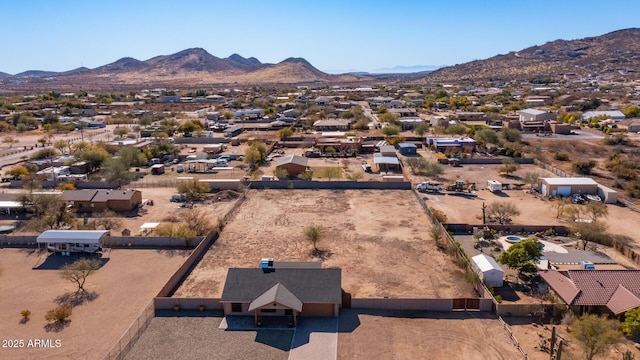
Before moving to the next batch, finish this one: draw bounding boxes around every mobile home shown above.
[36,230,110,254]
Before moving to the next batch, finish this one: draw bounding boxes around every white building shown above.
[471,254,504,287]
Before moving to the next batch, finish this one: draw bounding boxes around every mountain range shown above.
[425,28,640,82]
[2,28,640,89]
[0,48,363,89]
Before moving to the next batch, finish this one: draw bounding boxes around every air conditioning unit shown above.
[580,260,595,270]
[260,258,274,269]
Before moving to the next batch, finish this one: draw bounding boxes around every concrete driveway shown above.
[288,317,338,360]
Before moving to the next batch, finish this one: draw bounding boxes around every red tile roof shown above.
[569,270,640,307]
[542,270,640,314]
[539,270,579,304]
[607,285,640,315]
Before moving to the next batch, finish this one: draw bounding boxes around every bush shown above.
[572,160,596,175]
[554,152,570,161]
[493,295,502,303]
[20,309,31,319]
[429,207,448,223]
[45,304,72,323]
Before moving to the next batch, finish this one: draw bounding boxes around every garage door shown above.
[557,186,572,197]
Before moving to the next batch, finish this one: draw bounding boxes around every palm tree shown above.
[303,224,323,253]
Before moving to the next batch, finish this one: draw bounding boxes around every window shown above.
[231,303,242,312]
[260,309,276,313]
[284,309,293,316]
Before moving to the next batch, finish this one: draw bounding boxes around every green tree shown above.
[154,223,197,244]
[444,124,468,135]
[570,313,622,360]
[177,180,210,202]
[487,201,520,224]
[116,146,148,168]
[414,123,429,136]
[4,165,30,178]
[474,128,499,145]
[498,237,542,278]
[381,125,401,136]
[60,258,102,293]
[180,207,215,236]
[54,139,69,154]
[500,128,522,143]
[584,201,608,222]
[93,210,122,230]
[277,127,294,141]
[623,105,640,118]
[522,172,540,190]
[274,167,289,180]
[23,194,76,232]
[77,148,110,173]
[102,159,134,188]
[622,307,640,336]
[30,148,57,161]
[113,127,129,138]
[178,120,204,136]
[303,224,323,253]
[2,136,19,148]
[571,221,612,250]
[499,158,519,176]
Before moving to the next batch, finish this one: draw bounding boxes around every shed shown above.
[597,184,618,204]
[471,254,504,287]
[37,230,109,254]
[140,222,160,234]
[275,155,308,177]
[397,143,417,156]
[373,153,401,173]
[538,177,598,198]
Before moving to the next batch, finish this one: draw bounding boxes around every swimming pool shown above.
[505,236,521,243]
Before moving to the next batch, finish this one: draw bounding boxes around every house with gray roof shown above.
[275,155,308,178]
[220,265,342,326]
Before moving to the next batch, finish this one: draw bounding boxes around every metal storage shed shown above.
[397,143,418,156]
[471,254,504,287]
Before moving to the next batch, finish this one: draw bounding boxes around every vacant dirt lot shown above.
[0,248,188,360]
[338,309,523,360]
[174,190,475,298]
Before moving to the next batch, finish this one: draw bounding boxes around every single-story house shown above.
[539,270,640,315]
[312,119,350,131]
[617,118,640,133]
[275,155,308,177]
[37,229,109,254]
[373,153,401,172]
[456,112,487,121]
[426,137,476,152]
[397,143,418,156]
[582,110,625,122]
[62,189,142,213]
[388,108,417,118]
[399,117,425,130]
[537,177,598,198]
[471,254,504,287]
[220,264,342,326]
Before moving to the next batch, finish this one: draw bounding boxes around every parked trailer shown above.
[487,180,502,193]
[36,230,110,255]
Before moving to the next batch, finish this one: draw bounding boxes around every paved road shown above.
[288,317,338,360]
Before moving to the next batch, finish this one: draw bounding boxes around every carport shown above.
[373,153,401,173]
[0,201,22,215]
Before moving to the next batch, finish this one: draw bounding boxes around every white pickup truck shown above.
[416,181,441,192]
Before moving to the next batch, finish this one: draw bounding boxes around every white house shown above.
[471,254,504,287]
[581,110,625,122]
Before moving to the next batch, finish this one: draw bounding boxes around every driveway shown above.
[289,317,338,360]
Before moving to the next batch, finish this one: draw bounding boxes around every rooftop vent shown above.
[260,258,274,269]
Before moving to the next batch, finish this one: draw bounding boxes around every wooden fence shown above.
[498,316,529,360]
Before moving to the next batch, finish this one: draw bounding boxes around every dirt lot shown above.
[338,309,523,360]
[174,190,475,298]
[506,319,640,360]
[0,248,188,360]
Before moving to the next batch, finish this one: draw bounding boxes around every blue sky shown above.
[2,0,639,74]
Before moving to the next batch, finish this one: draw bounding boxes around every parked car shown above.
[176,164,184,173]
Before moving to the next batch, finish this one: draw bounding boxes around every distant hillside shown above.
[0,71,10,79]
[0,48,360,88]
[426,28,640,82]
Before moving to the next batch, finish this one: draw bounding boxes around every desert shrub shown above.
[554,152,570,161]
[20,309,31,319]
[494,295,502,303]
[572,160,596,175]
[429,207,447,223]
[45,304,72,323]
